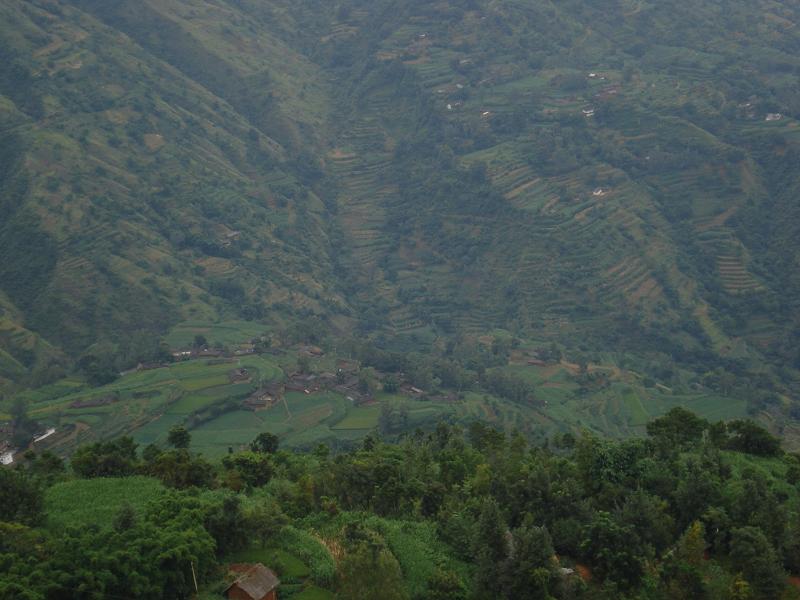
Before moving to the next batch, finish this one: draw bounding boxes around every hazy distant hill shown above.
[2,0,800,401]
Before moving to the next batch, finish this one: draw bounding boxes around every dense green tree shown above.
[647,407,709,450]
[580,511,645,589]
[76,345,119,386]
[0,468,42,525]
[619,489,675,555]
[9,397,38,448]
[729,527,785,600]
[501,522,555,600]
[726,421,782,457]
[222,451,273,487]
[473,498,508,599]
[250,432,280,454]
[245,499,289,548]
[673,458,722,528]
[167,425,191,449]
[203,495,248,556]
[26,450,65,484]
[145,449,215,488]
[113,502,137,532]
[71,437,138,478]
[336,540,408,600]
[426,566,467,600]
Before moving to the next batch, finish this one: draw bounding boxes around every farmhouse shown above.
[244,382,285,410]
[225,563,280,600]
[592,188,606,197]
[229,368,251,383]
[400,383,427,397]
[298,345,325,357]
[582,108,595,117]
[264,382,286,397]
[286,373,320,393]
[765,113,783,121]
[198,348,225,358]
[317,372,338,386]
[243,392,273,411]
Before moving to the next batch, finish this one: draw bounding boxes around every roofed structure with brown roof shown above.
[225,563,280,600]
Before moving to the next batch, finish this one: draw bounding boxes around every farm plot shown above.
[190,391,352,457]
[164,319,268,348]
[167,382,254,414]
[44,476,165,530]
[22,356,282,452]
[331,405,380,430]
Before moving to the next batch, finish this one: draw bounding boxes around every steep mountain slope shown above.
[0,0,347,386]
[310,0,800,377]
[2,0,800,405]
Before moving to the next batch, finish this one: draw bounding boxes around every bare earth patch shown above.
[143,133,165,152]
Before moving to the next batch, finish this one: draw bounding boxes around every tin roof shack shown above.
[225,564,280,600]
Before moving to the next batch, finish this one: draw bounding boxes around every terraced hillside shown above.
[309,0,800,379]
[2,0,800,411]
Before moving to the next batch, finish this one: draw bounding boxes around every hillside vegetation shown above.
[2,411,800,599]
[1,0,800,429]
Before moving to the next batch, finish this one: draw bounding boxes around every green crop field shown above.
[44,476,165,530]
[5,355,286,452]
[331,405,380,430]
[189,391,358,457]
[164,320,269,349]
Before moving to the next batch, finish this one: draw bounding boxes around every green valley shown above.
[2,0,800,568]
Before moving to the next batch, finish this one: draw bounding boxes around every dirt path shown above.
[283,396,292,422]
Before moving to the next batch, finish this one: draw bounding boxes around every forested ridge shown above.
[3,410,800,599]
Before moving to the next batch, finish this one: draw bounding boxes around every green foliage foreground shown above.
[2,410,800,599]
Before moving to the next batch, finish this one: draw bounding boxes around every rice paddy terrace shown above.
[312,0,800,369]
[8,319,760,459]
